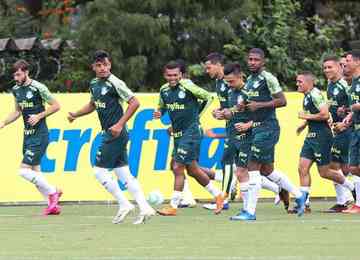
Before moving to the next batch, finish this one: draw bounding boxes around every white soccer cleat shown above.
[133,208,156,225]
[274,194,281,205]
[179,198,197,208]
[112,204,135,224]
[202,203,217,210]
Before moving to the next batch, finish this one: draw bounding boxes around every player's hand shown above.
[235,122,252,132]
[333,122,347,133]
[109,123,123,138]
[343,113,352,126]
[67,112,77,123]
[298,111,308,120]
[236,102,246,112]
[223,108,233,119]
[204,129,226,138]
[246,101,262,112]
[27,114,42,126]
[296,123,307,136]
[167,126,173,136]
[153,110,161,119]
[337,106,347,118]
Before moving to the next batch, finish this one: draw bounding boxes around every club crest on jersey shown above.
[178,90,186,99]
[26,91,33,99]
[220,84,226,92]
[253,81,260,89]
[333,88,339,96]
[304,97,309,106]
[101,86,109,95]
[356,84,360,93]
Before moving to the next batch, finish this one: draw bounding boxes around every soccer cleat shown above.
[323,204,348,213]
[43,205,62,216]
[178,198,197,208]
[133,208,156,224]
[214,194,224,214]
[202,201,229,210]
[287,205,311,214]
[47,190,63,213]
[343,204,360,214]
[157,206,177,216]
[279,189,290,211]
[112,205,135,224]
[294,191,308,217]
[230,210,256,221]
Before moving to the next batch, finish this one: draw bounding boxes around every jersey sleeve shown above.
[263,71,282,95]
[109,75,135,102]
[36,83,54,103]
[311,89,327,110]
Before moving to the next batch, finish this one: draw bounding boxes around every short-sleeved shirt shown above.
[303,87,329,133]
[349,76,360,125]
[327,78,350,123]
[158,79,212,134]
[90,74,134,131]
[244,70,282,122]
[12,80,53,136]
[215,78,230,109]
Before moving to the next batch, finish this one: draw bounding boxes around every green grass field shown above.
[1,201,359,260]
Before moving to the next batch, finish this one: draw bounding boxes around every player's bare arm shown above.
[246,92,287,112]
[296,120,307,136]
[298,105,329,121]
[68,100,96,123]
[109,96,139,138]
[28,98,60,127]
[0,100,21,129]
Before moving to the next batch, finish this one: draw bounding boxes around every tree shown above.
[224,0,343,90]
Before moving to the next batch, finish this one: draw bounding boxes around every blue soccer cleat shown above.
[229,210,256,221]
[295,191,308,217]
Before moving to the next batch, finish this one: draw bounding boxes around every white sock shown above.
[19,168,56,196]
[247,171,261,215]
[214,170,223,182]
[182,178,195,202]
[94,167,132,208]
[205,182,221,197]
[261,176,280,194]
[239,182,249,212]
[170,191,182,208]
[300,186,310,206]
[267,170,302,198]
[334,182,347,205]
[353,176,360,207]
[114,166,152,212]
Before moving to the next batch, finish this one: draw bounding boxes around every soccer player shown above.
[153,61,224,216]
[342,50,360,213]
[67,50,155,224]
[340,55,353,85]
[236,48,306,219]
[203,52,282,211]
[295,71,355,214]
[0,59,62,215]
[213,62,254,220]
[323,56,354,212]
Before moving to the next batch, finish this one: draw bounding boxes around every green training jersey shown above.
[215,78,230,109]
[349,76,360,125]
[303,87,329,132]
[227,87,252,137]
[12,80,53,136]
[327,78,350,123]
[90,74,134,131]
[244,70,282,122]
[159,79,212,133]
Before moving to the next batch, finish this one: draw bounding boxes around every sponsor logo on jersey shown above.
[220,84,226,92]
[94,100,106,109]
[166,102,185,111]
[18,101,34,109]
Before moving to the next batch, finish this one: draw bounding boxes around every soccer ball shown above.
[147,190,164,206]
